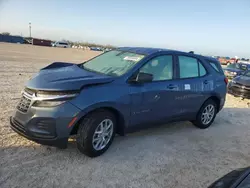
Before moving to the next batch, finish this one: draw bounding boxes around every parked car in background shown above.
[218,56,237,65]
[212,56,220,59]
[241,58,249,61]
[223,63,249,79]
[238,59,250,65]
[228,70,250,99]
[52,41,70,48]
[208,167,250,188]
[10,47,227,157]
[90,47,103,51]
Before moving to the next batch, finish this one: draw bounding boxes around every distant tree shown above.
[1,32,10,35]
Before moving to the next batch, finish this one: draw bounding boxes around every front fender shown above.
[68,83,131,132]
[69,101,130,135]
[74,101,129,119]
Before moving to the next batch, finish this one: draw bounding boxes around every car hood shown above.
[26,62,114,91]
[234,75,250,86]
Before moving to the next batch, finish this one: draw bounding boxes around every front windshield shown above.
[244,71,250,77]
[227,63,247,70]
[81,50,145,76]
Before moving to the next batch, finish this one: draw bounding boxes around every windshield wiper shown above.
[80,65,117,77]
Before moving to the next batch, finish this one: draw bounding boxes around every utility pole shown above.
[29,22,32,38]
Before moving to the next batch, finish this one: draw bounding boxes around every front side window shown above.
[81,50,145,76]
[178,56,207,78]
[139,55,173,81]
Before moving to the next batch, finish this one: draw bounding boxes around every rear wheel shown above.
[76,110,116,157]
[192,99,217,129]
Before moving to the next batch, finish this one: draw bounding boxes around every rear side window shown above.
[59,42,68,45]
[199,62,206,76]
[209,61,224,74]
[178,56,207,78]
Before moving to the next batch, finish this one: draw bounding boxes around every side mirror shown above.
[130,72,153,83]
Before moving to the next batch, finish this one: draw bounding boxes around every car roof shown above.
[117,47,215,61]
[117,47,178,55]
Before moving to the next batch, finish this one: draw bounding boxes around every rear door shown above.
[172,54,212,118]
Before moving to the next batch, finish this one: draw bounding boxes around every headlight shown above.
[233,72,237,75]
[35,91,78,101]
[31,90,79,107]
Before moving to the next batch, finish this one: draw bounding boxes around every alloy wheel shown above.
[92,119,114,151]
[201,104,215,125]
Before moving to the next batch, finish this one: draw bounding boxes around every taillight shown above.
[224,77,228,85]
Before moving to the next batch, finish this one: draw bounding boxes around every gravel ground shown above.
[1,43,250,188]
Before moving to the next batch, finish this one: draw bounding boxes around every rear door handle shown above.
[203,80,208,84]
[167,84,177,90]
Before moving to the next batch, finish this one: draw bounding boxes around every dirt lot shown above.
[0,43,250,188]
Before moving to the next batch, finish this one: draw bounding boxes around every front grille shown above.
[16,95,31,113]
[231,86,250,95]
[235,82,244,86]
[11,118,25,133]
[234,83,250,91]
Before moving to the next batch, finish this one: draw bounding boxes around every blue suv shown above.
[10,47,227,157]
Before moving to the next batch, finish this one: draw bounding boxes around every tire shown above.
[76,110,116,157]
[192,99,217,129]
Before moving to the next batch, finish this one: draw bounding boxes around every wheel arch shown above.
[70,106,126,136]
[203,95,221,112]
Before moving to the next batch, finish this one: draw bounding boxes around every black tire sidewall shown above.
[77,111,116,157]
[195,100,217,129]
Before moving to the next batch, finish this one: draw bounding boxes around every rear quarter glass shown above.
[209,60,224,74]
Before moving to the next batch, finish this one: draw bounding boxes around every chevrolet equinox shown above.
[10,47,227,157]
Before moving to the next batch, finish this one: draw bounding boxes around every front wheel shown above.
[192,99,217,129]
[76,110,116,157]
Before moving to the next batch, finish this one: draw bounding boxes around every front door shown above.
[129,54,179,126]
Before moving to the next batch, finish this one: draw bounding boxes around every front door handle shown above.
[167,84,177,90]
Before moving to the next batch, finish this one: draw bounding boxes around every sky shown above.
[0,0,249,57]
